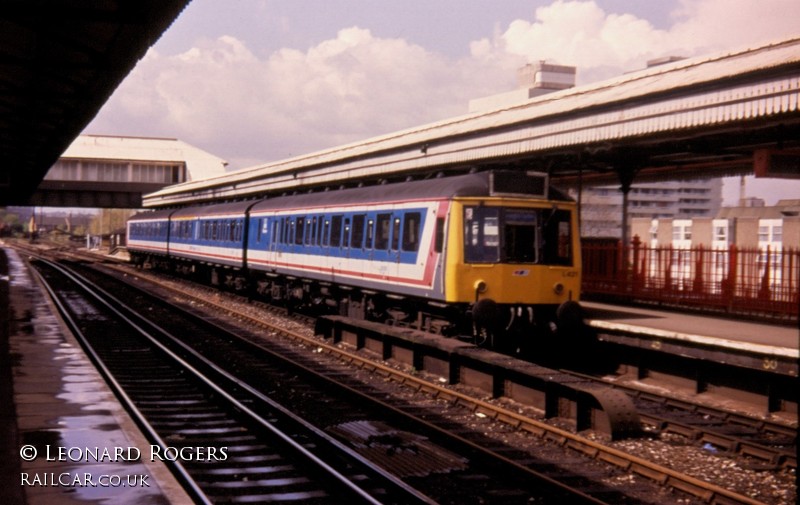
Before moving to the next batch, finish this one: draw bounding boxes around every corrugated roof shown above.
[144,36,800,207]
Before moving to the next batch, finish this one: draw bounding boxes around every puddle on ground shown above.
[6,249,170,505]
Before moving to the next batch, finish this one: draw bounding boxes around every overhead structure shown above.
[31,134,228,209]
[0,0,192,206]
[144,36,800,209]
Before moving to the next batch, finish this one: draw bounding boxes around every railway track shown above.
[31,257,434,504]
[583,373,797,469]
[13,243,795,504]
[29,254,624,504]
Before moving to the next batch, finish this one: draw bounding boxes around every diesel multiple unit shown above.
[127,171,582,348]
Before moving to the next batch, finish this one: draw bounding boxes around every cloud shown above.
[87,0,800,171]
[481,0,800,83]
[669,0,800,52]
[91,27,504,168]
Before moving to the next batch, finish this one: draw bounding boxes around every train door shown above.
[342,216,352,258]
[381,212,404,281]
[371,212,395,278]
[267,216,281,265]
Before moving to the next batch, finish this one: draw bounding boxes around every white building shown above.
[37,135,228,208]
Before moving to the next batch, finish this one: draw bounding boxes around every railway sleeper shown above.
[317,315,642,440]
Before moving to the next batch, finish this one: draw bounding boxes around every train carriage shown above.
[126,170,583,348]
[167,200,253,287]
[244,171,582,342]
[168,201,252,268]
[127,208,175,263]
[245,179,446,303]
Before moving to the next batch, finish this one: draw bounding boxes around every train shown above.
[127,170,583,352]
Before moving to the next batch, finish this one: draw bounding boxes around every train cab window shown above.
[463,207,572,265]
[402,212,421,252]
[504,210,538,263]
[330,215,343,247]
[351,214,365,248]
[375,213,391,250]
[541,209,572,265]
[464,207,499,263]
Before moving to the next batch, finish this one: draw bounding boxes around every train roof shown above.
[250,171,570,213]
[249,172,488,213]
[127,171,573,223]
[128,208,176,222]
[170,199,256,219]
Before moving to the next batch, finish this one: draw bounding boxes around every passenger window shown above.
[312,216,321,245]
[402,212,421,251]
[342,218,351,248]
[322,219,331,246]
[305,217,315,245]
[365,218,375,249]
[375,214,391,250]
[283,218,291,244]
[330,215,343,247]
[391,218,401,250]
[295,217,305,245]
[351,214,365,248]
[271,219,279,244]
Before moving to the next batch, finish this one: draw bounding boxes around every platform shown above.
[582,301,798,354]
[582,300,798,381]
[1,246,191,505]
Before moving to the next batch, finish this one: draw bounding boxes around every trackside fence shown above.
[581,236,799,322]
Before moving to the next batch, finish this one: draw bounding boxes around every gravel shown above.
[123,266,797,505]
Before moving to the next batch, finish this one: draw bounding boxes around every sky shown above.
[84,0,800,205]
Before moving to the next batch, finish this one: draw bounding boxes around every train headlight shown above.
[553,282,564,295]
[474,280,487,294]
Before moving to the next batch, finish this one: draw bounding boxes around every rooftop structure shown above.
[468,62,577,113]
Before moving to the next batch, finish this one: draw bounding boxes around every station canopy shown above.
[0,0,191,206]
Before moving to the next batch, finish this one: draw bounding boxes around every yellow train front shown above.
[440,171,582,351]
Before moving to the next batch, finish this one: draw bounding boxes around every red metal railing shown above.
[582,237,799,321]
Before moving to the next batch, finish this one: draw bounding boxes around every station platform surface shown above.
[582,300,799,355]
[1,246,191,505]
